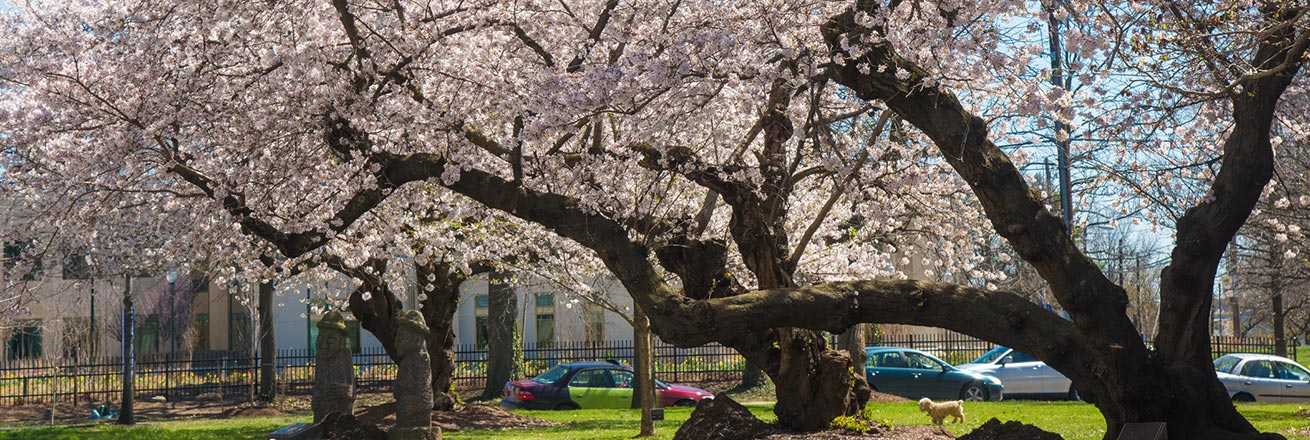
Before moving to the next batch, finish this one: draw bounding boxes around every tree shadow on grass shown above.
[0,421,288,440]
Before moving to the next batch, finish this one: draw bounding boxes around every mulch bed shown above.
[763,426,954,439]
[956,418,1064,440]
[866,392,910,403]
[355,401,560,431]
[321,413,387,440]
[218,405,289,418]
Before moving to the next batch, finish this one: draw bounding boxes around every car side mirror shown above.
[1000,356,1014,366]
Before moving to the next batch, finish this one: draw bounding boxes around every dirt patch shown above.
[356,401,560,431]
[866,392,910,403]
[674,395,777,440]
[219,405,289,418]
[957,418,1063,440]
[320,412,387,440]
[1297,408,1310,417]
[763,425,954,439]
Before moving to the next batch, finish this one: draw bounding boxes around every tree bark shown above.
[1273,251,1287,357]
[837,325,867,376]
[738,362,765,390]
[632,304,656,437]
[118,274,135,425]
[417,260,466,411]
[820,4,1310,438]
[257,278,277,402]
[481,273,521,400]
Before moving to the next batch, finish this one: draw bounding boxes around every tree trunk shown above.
[632,305,656,437]
[117,275,134,425]
[417,261,463,411]
[1273,252,1287,357]
[481,273,521,400]
[257,278,277,402]
[737,362,764,390]
[837,325,867,375]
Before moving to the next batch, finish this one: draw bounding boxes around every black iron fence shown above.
[0,340,745,405]
[0,333,1291,406]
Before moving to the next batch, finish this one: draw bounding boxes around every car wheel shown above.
[674,399,697,407]
[555,402,581,410]
[960,382,987,401]
[1067,386,1080,401]
[1231,392,1255,402]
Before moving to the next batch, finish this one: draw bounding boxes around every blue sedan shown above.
[865,347,1004,401]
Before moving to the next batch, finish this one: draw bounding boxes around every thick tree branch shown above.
[822,10,1143,353]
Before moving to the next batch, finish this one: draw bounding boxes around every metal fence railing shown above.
[0,340,745,405]
[0,333,1290,406]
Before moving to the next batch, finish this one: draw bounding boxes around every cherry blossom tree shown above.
[4,0,1310,437]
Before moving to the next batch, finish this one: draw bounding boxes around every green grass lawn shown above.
[0,402,1306,439]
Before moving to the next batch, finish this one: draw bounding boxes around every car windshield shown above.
[972,347,1010,364]
[533,365,571,384]
[1213,356,1240,374]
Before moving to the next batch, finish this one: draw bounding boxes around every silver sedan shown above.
[1214,353,1310,402]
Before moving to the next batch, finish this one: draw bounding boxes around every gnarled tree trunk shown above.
[417,260,466,411]
[481,273,521,400]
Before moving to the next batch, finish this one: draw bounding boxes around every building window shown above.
[61,252,90,280]
[61,318,90,361]
[229,311,252,352]
[3,241,41,281]
[193,314,210,351]
[135,318,160,354]
[535,294,553,308]
[345,320,362,355]
[584,306,604,345]
[535,314,555,348]
[475,294,489,309]
[7,320,42,360]
[534,293,555,347]
[475,316,490,351]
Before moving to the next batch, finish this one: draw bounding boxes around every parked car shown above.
[956,346,1077,400]
[500,361,714,410]
[1214,353,1310,402]
[864,347,1004,401]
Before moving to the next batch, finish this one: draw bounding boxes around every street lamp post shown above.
[166,271,177,354]
[86,254,95,359]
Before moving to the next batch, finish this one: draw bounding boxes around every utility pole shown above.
[88,260,96,359]
[1045,0,1074,235]
[1228,243,1240,337]
[167,272,177,354]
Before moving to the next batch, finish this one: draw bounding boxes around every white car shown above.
[956,346,1076,399]
[1214,353,1310,402]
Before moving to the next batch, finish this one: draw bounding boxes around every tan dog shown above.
[918,397,965,425]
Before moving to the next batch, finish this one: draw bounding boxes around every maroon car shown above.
[501,361,715,410]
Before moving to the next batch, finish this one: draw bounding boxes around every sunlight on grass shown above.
[0,401,1306,439]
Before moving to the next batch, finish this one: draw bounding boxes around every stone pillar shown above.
[313,311,355,423]
[390,310,440,440]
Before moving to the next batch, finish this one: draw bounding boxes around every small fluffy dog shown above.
[918,397,965,425]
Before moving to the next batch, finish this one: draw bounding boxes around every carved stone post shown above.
[390,310,440,440]
[313,311,355,422]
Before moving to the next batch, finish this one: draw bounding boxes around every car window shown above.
[1277,362,1310,381]
[533,365,571,384]
[904,352,944,370]
[1241,360,1276,379]
[1009,352,1038,363]
[871,351,908,368]
[612,370,634,388]
[570,369,615,388]
[1213,356,1240,374]
[973,347,1009,364]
